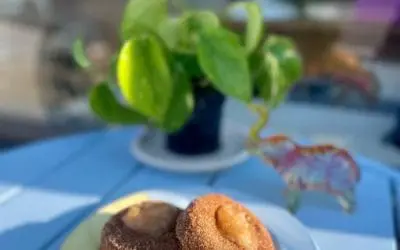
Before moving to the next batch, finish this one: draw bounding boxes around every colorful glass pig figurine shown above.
[247,135,361,214]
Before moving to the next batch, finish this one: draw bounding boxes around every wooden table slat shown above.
[0,128,141,249]
[0,131,103,201]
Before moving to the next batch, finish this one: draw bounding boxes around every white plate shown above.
[131,120,250,173]
[62,187,319,250]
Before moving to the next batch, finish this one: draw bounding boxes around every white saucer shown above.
[62,187,319,250]
[131,120,250,173]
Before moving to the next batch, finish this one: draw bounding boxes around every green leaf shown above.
[264,35,296,51]
[177,11,220,52]
[169,11,219,52]
[121,0,167,41]
[229,2,263,54]
[118,34,173,122]
[253,35,303,107]
[72,38,91,68]
[158,17,180,49]
[162,64,194,132]
[197,28,251,102]
[107,54,118,83]
[261,53,287,107]
[89,83,147,124]
[248,48,265,82]
[263,35,302,84]
[159,11,220,54]
[173,52,203,78]
[184,11,220,32]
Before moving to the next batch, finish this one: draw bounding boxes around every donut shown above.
[100,201,182,250]
[176,194,275,250]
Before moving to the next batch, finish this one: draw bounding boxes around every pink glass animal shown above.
[247,135,361,214]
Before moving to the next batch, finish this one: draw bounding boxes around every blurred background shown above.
[1,0,400,167]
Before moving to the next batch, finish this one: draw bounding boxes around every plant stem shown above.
[247,103,269,143]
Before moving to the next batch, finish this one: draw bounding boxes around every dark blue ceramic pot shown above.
[166,80,225,155]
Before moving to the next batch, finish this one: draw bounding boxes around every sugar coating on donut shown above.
[176,194,275,250]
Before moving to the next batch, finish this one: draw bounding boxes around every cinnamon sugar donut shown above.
[176,194,275,250]
[100,201,181,250]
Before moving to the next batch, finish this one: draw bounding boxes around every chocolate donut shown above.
[100,201,182,250]
[176,194,275,250]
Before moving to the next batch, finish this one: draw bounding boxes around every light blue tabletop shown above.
[0,126,398,250]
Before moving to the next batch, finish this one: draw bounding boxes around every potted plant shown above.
[72,0,302,166]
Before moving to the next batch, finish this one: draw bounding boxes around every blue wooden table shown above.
[0,126,399,250]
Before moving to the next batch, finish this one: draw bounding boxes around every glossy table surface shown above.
[0,126,399,250]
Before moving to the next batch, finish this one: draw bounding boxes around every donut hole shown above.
[121,201,180,238]
[101,201,182,250]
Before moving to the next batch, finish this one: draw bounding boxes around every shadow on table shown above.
[0,206,92,250]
